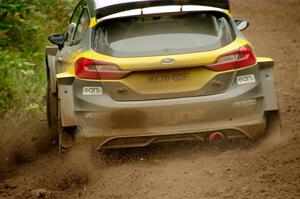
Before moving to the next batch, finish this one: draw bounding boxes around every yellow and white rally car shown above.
[46,0,280,149]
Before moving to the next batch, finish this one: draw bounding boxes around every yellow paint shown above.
[57,71,74,79]
[257,57,274,62]
[88,39,241,71]
[223,9,231,16]
[236,38,253,49]
[121,68,217,94]
[89,17,98,28]
[65,38,251,94]
[257,57,274,69]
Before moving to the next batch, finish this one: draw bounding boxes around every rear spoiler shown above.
[96,0,230,19]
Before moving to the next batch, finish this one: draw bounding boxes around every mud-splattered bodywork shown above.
[46,0,279,149]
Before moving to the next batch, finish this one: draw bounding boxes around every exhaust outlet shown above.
[209,132,226,143]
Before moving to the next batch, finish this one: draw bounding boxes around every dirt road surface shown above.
[1,0,300,198]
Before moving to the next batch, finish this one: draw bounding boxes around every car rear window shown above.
[93,12,236,57]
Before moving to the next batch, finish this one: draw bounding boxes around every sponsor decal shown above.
[156,110,205,125]
[83,87,103,96]
[237,74,256,85]
[234,99,257,107]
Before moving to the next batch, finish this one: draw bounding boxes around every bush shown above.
[0,50,44,111]
[0,0,31,45]
[0,0,77,114]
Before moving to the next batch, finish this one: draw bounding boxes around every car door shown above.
[56,1,90,74]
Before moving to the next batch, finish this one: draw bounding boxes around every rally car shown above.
[46,0,280,150]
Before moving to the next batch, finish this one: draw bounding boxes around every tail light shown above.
[207,45,257,72]
[75,58,130,80]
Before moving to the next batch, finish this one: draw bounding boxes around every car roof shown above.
[94,0,144,9]
[91,0,230,19]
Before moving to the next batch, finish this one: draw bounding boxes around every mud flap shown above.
[58,85,77,127]
[258,57,279,111]
[57,97,76,157]
[258,58,281,139]
[265,111,281,143]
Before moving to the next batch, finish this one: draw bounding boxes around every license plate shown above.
[148,72,190,83]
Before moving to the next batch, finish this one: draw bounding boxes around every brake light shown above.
[207,45,257,71]
[75,58,130,80]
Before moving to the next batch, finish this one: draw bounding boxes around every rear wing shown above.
[96,0,230,19]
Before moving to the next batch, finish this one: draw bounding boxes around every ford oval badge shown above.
[161,58,176,64]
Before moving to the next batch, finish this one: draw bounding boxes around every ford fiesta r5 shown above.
[46,0,280,150]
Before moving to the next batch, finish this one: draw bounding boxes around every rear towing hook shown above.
[209,132,226,143]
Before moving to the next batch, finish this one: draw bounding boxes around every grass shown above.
[0,0,77,117]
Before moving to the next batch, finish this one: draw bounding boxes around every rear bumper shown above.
[76,117,266,149]
[74,82,265,140]
[58,65,278,148]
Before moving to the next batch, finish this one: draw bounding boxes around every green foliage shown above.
[0,50,44,111]
[1,0,36,46]
[0,0,75,48]
[0,0,77,114]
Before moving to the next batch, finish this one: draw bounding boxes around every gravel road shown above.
[1,0,300,198]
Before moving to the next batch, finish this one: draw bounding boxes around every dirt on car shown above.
[1,0,300,198]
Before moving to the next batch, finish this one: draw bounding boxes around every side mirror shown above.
[48,33,65,50]
[235,20,250,31]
